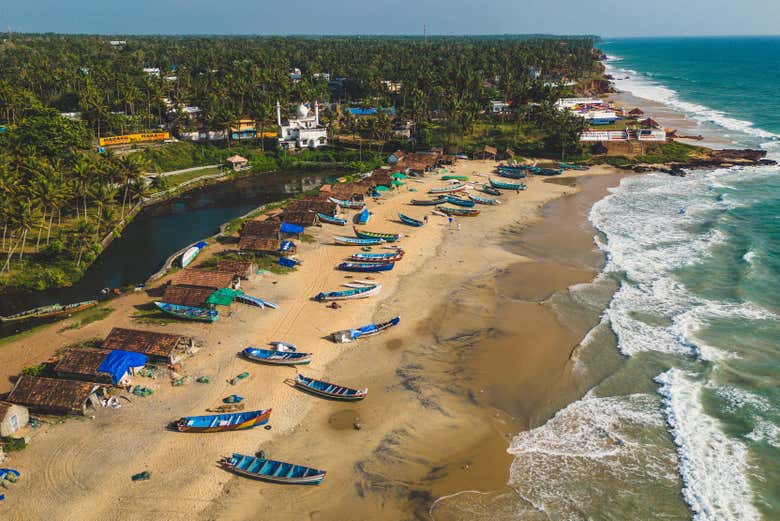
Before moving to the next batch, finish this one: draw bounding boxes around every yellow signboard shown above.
[99,132,170,147]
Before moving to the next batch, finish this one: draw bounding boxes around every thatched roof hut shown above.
[54,348,114,384]
[475,145,497,160]
[238,237,282,254]
[640,118,661,129]
[240,220,280,239]
[277,211,317,226]
[171,269,236,290]
[213,260,256,279]
[0,401,29,437]
[102,327,191,364]
[6,376,101,415]
[628,108,645,118]
[285,199,338,216]
[161,286,215,308]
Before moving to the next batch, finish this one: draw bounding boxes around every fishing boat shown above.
[489,179,527,191]
[497,170,527,179]
[314,283,382,301]
[353,227,401,243]
[428,183,466,194]
[328,197,365,210]
[333,236,384,246]
[481,185,502,196]
[317,213,346,226]
[221,453,326,485]
[558,161,588,171]
[269,341,297,352]
[338,262,394,273]
[442,195,476,208]
[356,207,370,225]
[181,241,208,268]
[174,409,271,433]
[410,198,445,206]
[438,206,480,217]
[441,175,469,181]
[349,251,404,262]
[234,294,278,309]
[331,316,401,343]
[468,194,501,205]
[243,347,312,365]
[398,213,424,227]
[0,300,98,324]
[154,301,218,322]
[293,374,367,401]
[497,163,527,172]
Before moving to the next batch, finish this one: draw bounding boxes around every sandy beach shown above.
[0,159,627,521]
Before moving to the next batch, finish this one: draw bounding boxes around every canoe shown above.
[497,164,527,171]
[558,161,588,171]
[235,294,278,309]
[353,227,401,243]
[398,213,424,227]
[331,316,401,343]
[333,236,384,246]
[315,283,382,301]
[438,206,480,217]
[317,213,346,226]
[349,251,404,262]
[154,301,218,322]
[328,197,365,210]
[356,207,370,225]
[468,194,501,205]
[175,409,271,433]
[410,198,445,206]
[294,374,367,401]
[0,299,99,324]
[481,186,502,196]
[497,170,527,179]
[443,195,476,208]
[243,347,312,365]
[338,262,394,273]
[221,453,326,485]
[268,341,297,352]
[533,168,563,176]
[441,175,469,181]
[490,179,527,191]
[428,183,466,194]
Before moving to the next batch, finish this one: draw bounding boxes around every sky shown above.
[1,0,778,37]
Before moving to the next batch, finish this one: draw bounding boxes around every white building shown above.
[277,101,328,150]
[489,100,512,114]
[143,67,160,77]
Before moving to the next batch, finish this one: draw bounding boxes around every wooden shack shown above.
[54,348,115,384]
[238,237,282,254]
[226,155,249,171]
[161,286,215,308]
[102,327,192,365]
[0,401,29,437]
[240,220,280,239]
[171,269,236,290]
[213,260,256,279]
[6,376,102,416]
[285,198,338,216]
[475,145,497,160]
[277,211,317,227]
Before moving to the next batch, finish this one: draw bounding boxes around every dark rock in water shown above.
[757,159,778,166]
[711,149,767,161]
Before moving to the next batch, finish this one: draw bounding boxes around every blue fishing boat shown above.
[353,227,401,242]
[315,283,382,301]
[293,374,368,401]
[175,409,271,432]
[410,197,445,206]
[349,251,404,262]
[181,241,209,268]
[333,236,384,246]
[155,301,218,322]
[243,347,312,365]
[317,213,346,226]
[489,179,527,191]
[398,213,424,227]
[443,195,476,208]
[328,197,365,210]
[356,207,370,225]
[481,185,502,196]
[533,168,563,176]
[235,294,278,309]
[558,161,588,171]
[468,194,501,205]
[338,262,394,273]
[221,453,326,485]
[331,316,401,343]
[497,169,527,179]
[0,468,20,500]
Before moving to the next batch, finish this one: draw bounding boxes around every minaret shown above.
[314,100,320,126]
[276,101,282,126]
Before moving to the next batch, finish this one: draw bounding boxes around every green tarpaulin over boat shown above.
[391,172,407,179]
[375,185,390,192]
[206,288,243,306]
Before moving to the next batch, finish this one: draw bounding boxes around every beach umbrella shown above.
[391,180,404,187]
[391,172,407,179]
[375,185,390,192]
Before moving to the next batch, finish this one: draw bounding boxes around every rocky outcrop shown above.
[709,149,768,161]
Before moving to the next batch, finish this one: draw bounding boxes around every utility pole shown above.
[423,25,427,43]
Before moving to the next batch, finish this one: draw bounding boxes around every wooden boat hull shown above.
[356,208,370,225]
[438,206,480,217]
[317,213,346,226]
[294,375,367,401]
[315,284,382,301]
[410,198,445,206]
[222,453,326,484]
[338,262,394,273]
[155,301,218,322]
[489,179,527,191]
[398,213,424,227]
[468,194,501,205]
[443,195,475,207]
[481,186,501,196]
[428,184,466,194]
[243,348,311,365]
[328,197,365,209]
[349,252,403,262]
[175,409,271,432]
[353,227,401,243]
[497,170,527,179]
[331,316,401,343]
[0,300,98,323]
[333,236,384,246]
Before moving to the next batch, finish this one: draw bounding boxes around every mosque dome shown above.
[296,104,309,118]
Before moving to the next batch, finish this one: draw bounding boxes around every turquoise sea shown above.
[483,37,780,521]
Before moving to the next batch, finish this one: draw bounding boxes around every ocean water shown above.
[438,38,780,521]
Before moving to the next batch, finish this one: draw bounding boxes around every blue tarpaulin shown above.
[278,257,299,268]
[98,350,149,384]
[280,222,304,234]
[280,240,296,252]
